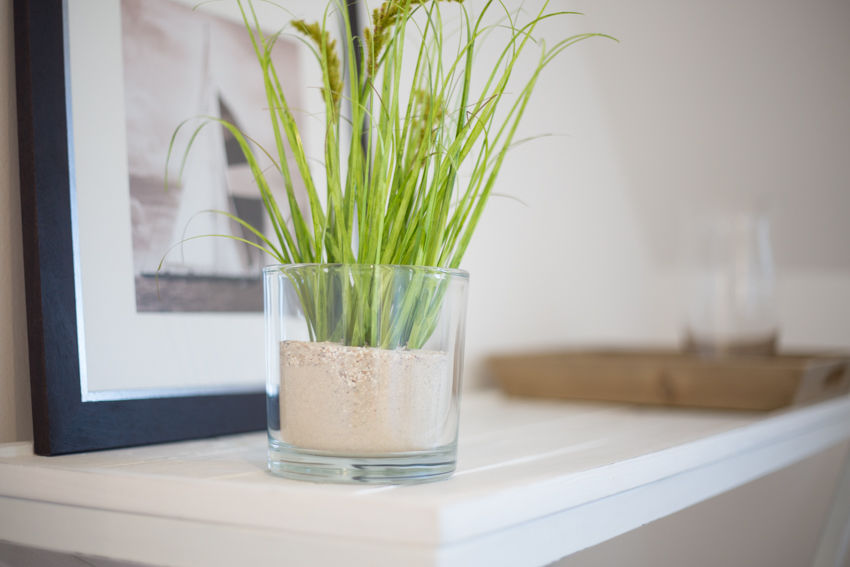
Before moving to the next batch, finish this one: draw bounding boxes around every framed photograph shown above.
[15,0,352,455]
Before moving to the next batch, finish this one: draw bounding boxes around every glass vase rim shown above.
[263,263,469,279]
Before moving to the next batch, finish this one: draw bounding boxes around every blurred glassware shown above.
[682,209,778,356]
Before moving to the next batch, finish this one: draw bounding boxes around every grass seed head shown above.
[292,19,343,112]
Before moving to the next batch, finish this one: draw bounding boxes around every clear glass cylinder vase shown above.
[682,210,778,356]
[264,264,469,484]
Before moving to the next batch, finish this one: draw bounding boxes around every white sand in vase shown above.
[279,341,454,454]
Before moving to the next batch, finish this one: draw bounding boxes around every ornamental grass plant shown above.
[169,0,611,348]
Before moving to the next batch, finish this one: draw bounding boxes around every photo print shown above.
[121,0,306,312]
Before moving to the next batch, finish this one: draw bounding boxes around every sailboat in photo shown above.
[135,21,266,312]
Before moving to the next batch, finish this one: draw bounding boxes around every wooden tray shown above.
[486,349,850,411]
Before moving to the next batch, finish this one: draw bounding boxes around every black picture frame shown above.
[13,0,269,456]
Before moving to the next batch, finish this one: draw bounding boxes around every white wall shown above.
[0,0,32,444]
[460,0,850,387]
[2,0,850,440]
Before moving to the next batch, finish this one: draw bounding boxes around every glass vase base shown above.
[267,441,456,484]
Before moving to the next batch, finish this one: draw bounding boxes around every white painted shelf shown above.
[1,391,849,566]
